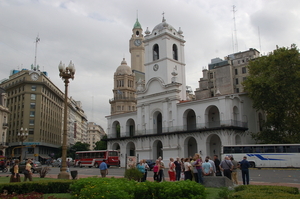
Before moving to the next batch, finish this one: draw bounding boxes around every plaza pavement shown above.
[46,173,300,189]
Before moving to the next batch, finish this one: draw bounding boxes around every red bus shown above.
[74,150,120,168]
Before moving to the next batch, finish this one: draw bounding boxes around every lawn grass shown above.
[206,187,223,199]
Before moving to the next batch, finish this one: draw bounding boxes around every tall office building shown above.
[0,66,88,160]
[87,122,106,150]
[0,87,9,156]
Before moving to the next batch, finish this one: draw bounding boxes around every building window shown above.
[235,69,238,75]
[29,128,34,135]
[236,78,239,85]
[209,73,213,79]
[31,94,36,100]
[30,103,35,109]
[172,44,178,60]
[153,44,159,61]
[242,67,247,74]
[31,86,36,91]
[29,119,34,125]
[30,111,35,117]
[236,88,240,93]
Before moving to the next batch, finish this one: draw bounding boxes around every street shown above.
[45,166,300,185]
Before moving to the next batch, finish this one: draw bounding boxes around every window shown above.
[235,69,238,75]
[235,78,239,85]
[29,128,34,135]
[172,44,178,60]
[31,86,36,91]
[31,94,36,100]
[153,44,159,61]
[209,73,213,79]
[29,119,34,125]
[30,111,35,117]
[30,103,35,109]
[236,88,239,93]
[242,67,247,74]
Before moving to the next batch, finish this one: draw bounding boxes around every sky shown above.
[0,0,299,131]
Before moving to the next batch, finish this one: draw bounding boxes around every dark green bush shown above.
[0,180,73,195]
[70,178,207,199]
[124,168,143,181]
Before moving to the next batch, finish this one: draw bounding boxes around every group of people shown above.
[10,159,34,183]
[140,154,250,185]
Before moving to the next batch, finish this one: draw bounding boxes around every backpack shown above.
[10,165,15,174]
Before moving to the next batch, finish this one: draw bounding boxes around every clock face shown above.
[31,73,39,81]
[134,39,142,46]
[153,64,159,71]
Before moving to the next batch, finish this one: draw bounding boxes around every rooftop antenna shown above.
[258,26,262,52]
[162,11,165,22]
[34,35,40,69]
[92,96,94,122]
[232,31,235,53]
[232,5,238,52]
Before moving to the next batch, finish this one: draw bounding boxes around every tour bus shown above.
[221,144,300,168]
[74,150,120,168]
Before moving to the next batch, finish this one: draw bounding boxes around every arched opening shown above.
[112,121,121,138]
[206,134,222,158]
[126,119,135,137]
[233,106,239,126]
[112,143,120,151]
[135,30,140,37]
[186,110,196,131]
[126,142,136,156]
[153,44,159,61]
[153,140,163,159]
[184,137,197,158]
[172,44,178,60]
[153,111,162,134]
[206,106,220,128]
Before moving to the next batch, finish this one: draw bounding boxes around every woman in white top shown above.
[183,158,192,181]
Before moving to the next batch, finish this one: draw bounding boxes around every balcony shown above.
[2,123,8,130]
[109,97,136,103]
[108,120,248,139]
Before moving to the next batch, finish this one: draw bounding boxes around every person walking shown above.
[194,153,203,184]
[10,159,20,183]
[99,159,108,178]
[219,156,233,180]
[240,156,250,185]
[230,157,239,185]
[24,159,33,182]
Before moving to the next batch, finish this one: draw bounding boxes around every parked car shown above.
[51,160,61,167]
[19,160,42,173]
[145,160,155,171]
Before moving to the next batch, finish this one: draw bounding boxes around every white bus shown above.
[221,144,300,168]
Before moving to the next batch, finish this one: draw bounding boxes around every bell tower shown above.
[129,18,145,73]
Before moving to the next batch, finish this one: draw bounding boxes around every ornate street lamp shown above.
[17,127,28,161]
[58,61,75,179]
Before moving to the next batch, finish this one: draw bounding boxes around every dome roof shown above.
[152,17,176,32]
[133,18,142,29]
[115,58,132,75]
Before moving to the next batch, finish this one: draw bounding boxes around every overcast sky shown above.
[0,0,299,131]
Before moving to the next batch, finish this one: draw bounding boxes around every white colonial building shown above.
[106,17,262,167]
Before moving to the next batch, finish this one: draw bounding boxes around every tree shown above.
[243,44,300,143]
[94,135,107,150]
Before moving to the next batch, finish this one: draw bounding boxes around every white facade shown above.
[106,17,260,167]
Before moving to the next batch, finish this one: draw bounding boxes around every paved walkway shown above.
[46,174,300,189]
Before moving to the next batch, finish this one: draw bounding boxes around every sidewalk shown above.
[46,174,300,189]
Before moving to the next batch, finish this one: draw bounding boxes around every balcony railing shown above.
[2,123,8,129]
[108,120,248,138]
[109,97,136,103]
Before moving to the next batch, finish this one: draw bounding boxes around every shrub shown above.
[124,168,143,181]
[39,166,51,178]
[70,178,207,199]
[218,187,234,199]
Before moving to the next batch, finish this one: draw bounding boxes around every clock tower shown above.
[129,18,145,73]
